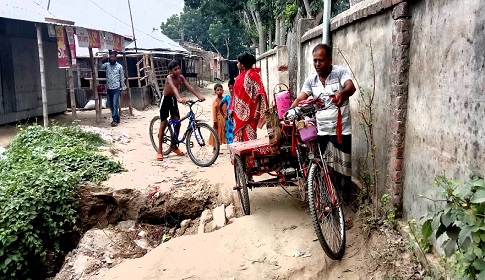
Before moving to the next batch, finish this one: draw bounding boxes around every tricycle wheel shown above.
[234,155,250,215]
[307,162,346,260]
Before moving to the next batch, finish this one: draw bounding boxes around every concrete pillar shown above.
[35,23,48,127]
[296,18,315,93]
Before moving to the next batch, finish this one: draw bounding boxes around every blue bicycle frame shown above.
[167,101,207,146]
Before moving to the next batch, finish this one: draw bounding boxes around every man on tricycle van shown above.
[290,43,356,218]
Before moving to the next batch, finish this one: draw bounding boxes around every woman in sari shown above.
[230,52,268,142]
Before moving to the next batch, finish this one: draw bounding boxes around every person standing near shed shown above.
[101,50,127,127]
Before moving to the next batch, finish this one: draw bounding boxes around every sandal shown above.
[345,218,353,230]
[156,153,164,161]
[172,148,185,156]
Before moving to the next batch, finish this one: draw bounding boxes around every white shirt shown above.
[300,65,352,135]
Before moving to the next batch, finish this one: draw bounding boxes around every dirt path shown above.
[99,186,376,280]
[0,85,423,280]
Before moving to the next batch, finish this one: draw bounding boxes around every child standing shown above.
[209,84,226,151]
[220,79,234,144]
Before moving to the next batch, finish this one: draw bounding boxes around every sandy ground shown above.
[0,85,421,280]
[101,189,370,280]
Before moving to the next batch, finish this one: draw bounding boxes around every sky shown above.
[33,0,184,38]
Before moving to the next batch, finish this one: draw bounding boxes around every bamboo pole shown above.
[89,48,100,123]
[123,52,133,115]
[35,23,48,127]
[127,0,137,52]
[68,66,77,118]
[76,64,81,89]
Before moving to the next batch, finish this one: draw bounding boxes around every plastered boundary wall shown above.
[300,0,403,209]
[298,0,485,219]
[256,46,290,106]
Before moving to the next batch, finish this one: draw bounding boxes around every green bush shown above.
[0,125,123,279]
[422,174,485,280]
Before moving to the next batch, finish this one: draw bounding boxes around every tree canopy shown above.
[160,0,350,57]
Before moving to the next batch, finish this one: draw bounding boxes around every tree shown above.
[161,3,251,59]
[208,20,231,58]
[165,0,351,57]
[160,14,182,39]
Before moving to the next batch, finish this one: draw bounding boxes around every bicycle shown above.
[149,100,220,167]
[286,95,346,260]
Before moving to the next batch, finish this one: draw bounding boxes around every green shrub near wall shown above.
[0,125,123,279]
[422,174,485,279]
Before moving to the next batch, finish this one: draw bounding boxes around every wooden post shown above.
[136,61,141,87]
[35,23,48,127]
[76,64,81,89]
[94,56,102,119]
[89,48,100,123]
[123,52,133,115]
[68,66,77,118]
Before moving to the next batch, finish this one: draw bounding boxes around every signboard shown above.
[104,32,114,50]
[88,29,101,48]
[55,26,69,68]
[65,27,77,66]
[113,34,123,52]
[47,24,56,38]
[76,27,89,48]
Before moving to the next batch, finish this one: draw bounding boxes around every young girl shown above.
[219,79,234,144]
[209,83,226,151]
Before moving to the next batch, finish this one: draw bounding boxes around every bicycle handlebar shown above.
[286,93,335,120]
[185,99,204,106]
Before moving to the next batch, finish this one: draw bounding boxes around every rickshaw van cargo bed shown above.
[228,138,279,156]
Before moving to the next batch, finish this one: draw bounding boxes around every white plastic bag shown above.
[83,99,95,110]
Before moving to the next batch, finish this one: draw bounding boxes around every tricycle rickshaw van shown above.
[228,85,346,260]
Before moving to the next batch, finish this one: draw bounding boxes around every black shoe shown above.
[111,121,118,127]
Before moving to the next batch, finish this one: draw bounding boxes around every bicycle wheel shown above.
[149,116,174,156]
[234,155,250,215]
[185,122,219,167]
[307,162,346,260]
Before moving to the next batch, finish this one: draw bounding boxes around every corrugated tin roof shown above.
[125,29,188,53]
[0,0,55,23]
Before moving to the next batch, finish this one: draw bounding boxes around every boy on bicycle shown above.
[157,60,206,161]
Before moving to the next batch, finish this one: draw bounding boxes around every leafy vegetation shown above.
[0,125,123,279]
[406,219,432,254]
[421,174,485,280]
[161,0,351,57]
[160,4,251,59]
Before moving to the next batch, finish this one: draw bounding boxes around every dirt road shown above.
[0,86,423,280]
[101,187,372,280]
[73,87,392,280]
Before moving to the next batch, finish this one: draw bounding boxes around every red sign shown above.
[88,29,101,48]
[65,27,77,66]
[55,26,69,68]
[113,34,123,52]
